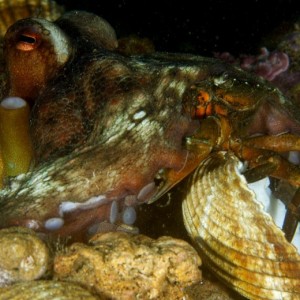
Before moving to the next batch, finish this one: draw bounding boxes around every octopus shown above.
[0,0,300,299]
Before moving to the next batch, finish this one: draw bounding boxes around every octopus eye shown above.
[16,32,41,51]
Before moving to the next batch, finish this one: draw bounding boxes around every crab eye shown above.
[16,32,41,51]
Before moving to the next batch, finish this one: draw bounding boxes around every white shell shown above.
[182,151,300,299]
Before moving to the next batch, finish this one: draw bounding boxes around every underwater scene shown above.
[0,0,300,299]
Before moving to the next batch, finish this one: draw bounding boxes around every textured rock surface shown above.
[0,280,101,300]
[0,227,50,286]
[0,227,240,299]
[185,276,245,300]
[54,231,202,299]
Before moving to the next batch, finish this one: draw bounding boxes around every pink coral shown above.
[241,47,289,81]
[215,47,289,81]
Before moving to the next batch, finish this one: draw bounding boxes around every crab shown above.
[0,5,299,300]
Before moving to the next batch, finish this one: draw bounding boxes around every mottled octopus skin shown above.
[0,11,300,238]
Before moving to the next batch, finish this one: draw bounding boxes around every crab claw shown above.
[149,140,213,204]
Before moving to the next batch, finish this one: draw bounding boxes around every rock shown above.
[54,231,202,299]
[0,227,50,286]
[0,280,100,300]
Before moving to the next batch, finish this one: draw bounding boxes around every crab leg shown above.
[243,134,300,152]
[232,145,300,186]
[283,188,300,242]
[234,143,300,241]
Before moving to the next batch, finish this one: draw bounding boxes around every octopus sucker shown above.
[182,151,300,299]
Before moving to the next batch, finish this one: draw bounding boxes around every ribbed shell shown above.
[182,151,300,300]
[0,0,63,37]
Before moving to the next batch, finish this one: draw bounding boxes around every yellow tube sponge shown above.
[0,97,33,178]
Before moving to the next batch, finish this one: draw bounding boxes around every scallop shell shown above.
[0,0,64,37]
[182,151,300,299]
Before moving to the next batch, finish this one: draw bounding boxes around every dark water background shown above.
[56,0,300,56]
